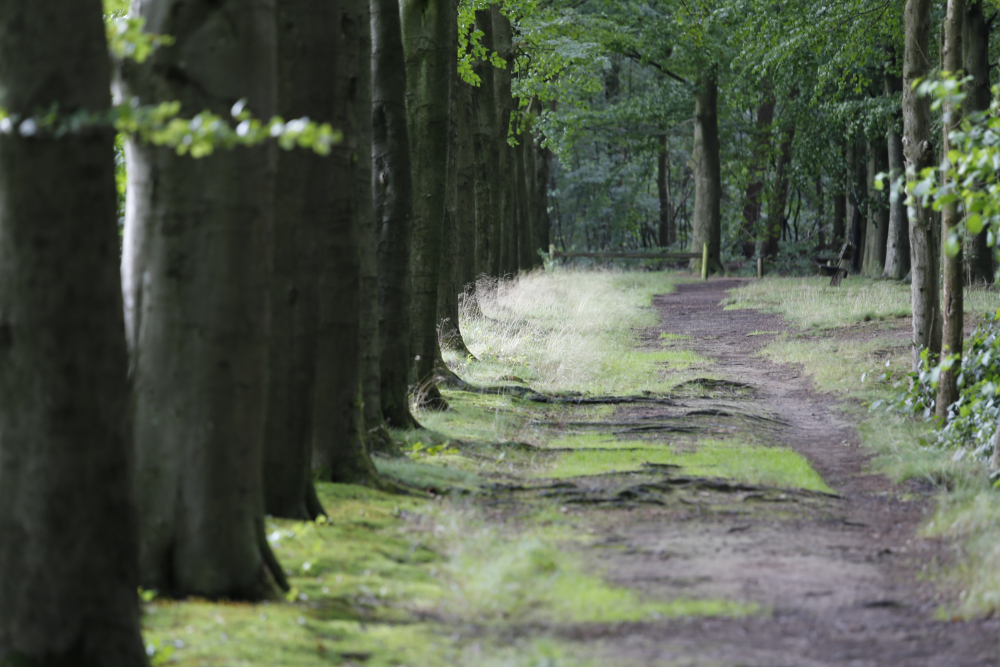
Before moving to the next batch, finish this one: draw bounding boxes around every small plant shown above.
[404,441,460,458]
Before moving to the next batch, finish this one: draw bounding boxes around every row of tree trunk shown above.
[0,0,551,663]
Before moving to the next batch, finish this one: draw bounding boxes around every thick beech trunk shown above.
[121,0,285,599]
[762,119,795,258]
[690,70,722,274]
[863,141,889,276]
[904,0,942,370]
[313,0,387,483]
[739,96,776,258]
[265,0,336,520]
[533,133,552,257]
[883,73,910,280]
[964,0,994,284]
[372,0,417,428]
[937,0,965,416]
[438,0,474,357]
[455,77,478,288]
[473,9,501,277]
[358,0,399,456]
[833,192,846,244]
[402,0,451,410]
[0,2,147,662]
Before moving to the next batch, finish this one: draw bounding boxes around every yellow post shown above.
[701,243,709,281]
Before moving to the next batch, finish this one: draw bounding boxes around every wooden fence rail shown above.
[549,244,710,280]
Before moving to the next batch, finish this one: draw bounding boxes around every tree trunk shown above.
[904,0,942,370]
[265,0,341,519]
[833,192,846,245]
[473,9,502,277]
[657,134,672,247]
[739,95,776,258]
[690,70,723,275]
[761,119,795,258]
[937,0,965,417]
[0,2,147,662]
[455,76,478,289]
[121,0,286,599]
[372,0,418,428]
[358,0,400,457]
[883,72,910,280]
[863,141,890,275]
[402,0,451,411]
[533,131,552,258]
[312,0,388,484]
[493,6,517,276]
[964,0,994,284]
[847,137,867,273]
[438,0,474,357]
[516,134,536,269]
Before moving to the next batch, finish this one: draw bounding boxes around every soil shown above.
[512,278,1000,666]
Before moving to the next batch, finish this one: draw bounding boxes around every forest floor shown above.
[142,275,1000,667]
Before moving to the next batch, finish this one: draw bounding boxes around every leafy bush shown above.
[881,311,1000,464]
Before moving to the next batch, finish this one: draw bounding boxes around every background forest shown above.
[4,0,1000,664]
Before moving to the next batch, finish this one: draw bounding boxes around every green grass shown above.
[726,276,1000,330]
[533,435,833,493]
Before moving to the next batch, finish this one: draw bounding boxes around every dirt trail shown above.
[566,279,1000,666]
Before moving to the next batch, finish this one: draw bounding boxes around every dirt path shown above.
[555,279,1000,666]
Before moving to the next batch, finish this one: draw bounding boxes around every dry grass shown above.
[449,270,699,395]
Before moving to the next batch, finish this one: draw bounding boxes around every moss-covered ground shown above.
[142,270,842,665]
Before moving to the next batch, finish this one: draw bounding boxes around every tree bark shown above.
[455,75,479,289]
[264,0,337,521]
[372,0,418,428]
[533,124,552,258]
[121,0,286,599]
[904,0,942,370]
[493,6,517,276]
[847,137,867,273]
[937,0,965,417]
[473,9,501,277]
[657,134,674,247]
[358,0,400,456]
[402,0,451,410]
[739,95,776,258]
[863,141,889,275]
[883,72,910,280]
[438,0,474,357]
[761,118,795,258]
[0,2,148,663]
[311,0,388,484]
[690,70,723,275]
[516,133,536,269]
[963,0,994,284]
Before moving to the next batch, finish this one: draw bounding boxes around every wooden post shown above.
[757,256,763,278]
[701,243,709,280]
[548,244,555,264]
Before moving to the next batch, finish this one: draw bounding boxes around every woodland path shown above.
[536,279,1000,666]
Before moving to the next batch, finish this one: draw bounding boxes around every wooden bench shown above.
[817,243,855,287]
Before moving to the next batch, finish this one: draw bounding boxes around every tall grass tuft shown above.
[453,270,692,394]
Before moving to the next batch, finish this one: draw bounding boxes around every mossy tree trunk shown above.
[903,0,942,370]
[937,0,965,416]
[0,1,148,662]
[121,0,286,599]
[372,0,418,428]
[690,69,722,275]
[402,0,451,410]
